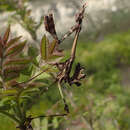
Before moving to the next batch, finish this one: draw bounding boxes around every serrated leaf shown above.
[3,58,31,66]
[6,36,22,49]
[4,40,26,57]
[41,35,48,60]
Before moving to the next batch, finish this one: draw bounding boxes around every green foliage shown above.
[71,30,130,130]
[0,26,57,129]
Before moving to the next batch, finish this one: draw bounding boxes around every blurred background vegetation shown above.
[0,0,130,130]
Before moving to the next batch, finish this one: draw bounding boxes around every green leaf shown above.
[18,74,30,83]
[28,46,38,57]
[0,89,17,96]
[3,25,10,44]
[6,36,22,49]
[0,96,15,107]
[20,64,33,76]
[0,104,11,111]
[3,58,31,66]
[48,39,57,55]
[3,65,26,74]
[41,35,48,60]
[4,40,26,57]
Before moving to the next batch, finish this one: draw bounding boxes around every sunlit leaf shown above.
[0,89,17,96]
[41,35,48,60]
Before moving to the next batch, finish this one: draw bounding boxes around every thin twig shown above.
[32,113,67,120]
[71,27,81,60]
[15,68,50,86]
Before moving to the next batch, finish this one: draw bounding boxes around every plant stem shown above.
[32,113,67,119]
[16,90,26,121]
[58,82,69,113]
[15,68,50,86]
[58,82,64,100]
[71,28,81,60]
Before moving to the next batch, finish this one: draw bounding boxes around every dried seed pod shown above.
[69,63,86,86]
[44,13,58,40]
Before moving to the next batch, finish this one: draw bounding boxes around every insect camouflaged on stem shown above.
[44,3,87,113]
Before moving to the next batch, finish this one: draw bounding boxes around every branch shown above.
[58,81,69,113]
[71,27,81,60]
